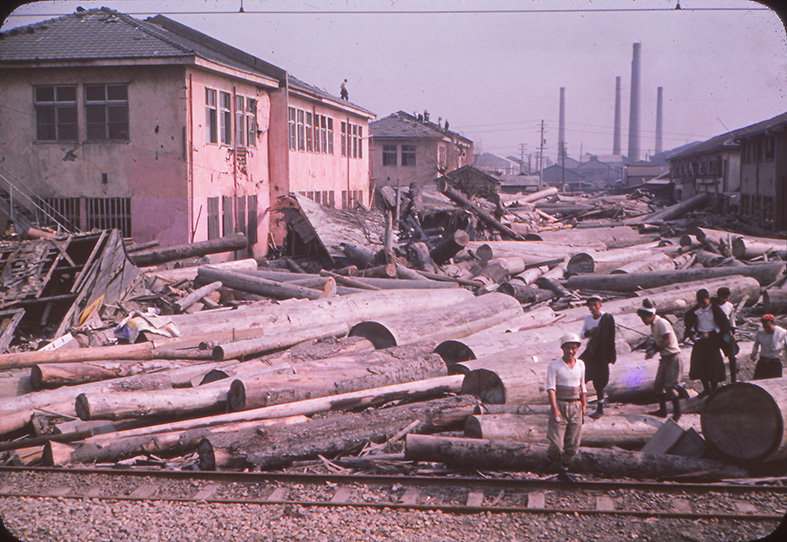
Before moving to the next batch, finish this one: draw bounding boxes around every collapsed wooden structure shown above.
[1,181,786,481]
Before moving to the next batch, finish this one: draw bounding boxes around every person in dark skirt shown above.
[579,296,616,419]
[684,288,731,396]
[750,314,787,380]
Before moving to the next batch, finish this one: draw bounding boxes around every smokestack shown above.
[558,87,566,161]
[613,76,622,155]
[655,86,663,155]
[627,42,641,163]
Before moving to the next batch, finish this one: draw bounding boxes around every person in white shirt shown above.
[714,287,740,383]
[579,296,616,419]
[637,299,684,421]
[546,333,587,482]
[750,314,787,380]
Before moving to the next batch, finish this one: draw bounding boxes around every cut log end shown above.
[228,379,247,412]
[349,322,397,349]
[197,438,216,471]
[701,382,782,462]
[461,369,506,404]
[30,365,44,390]
[566,252,595,275]
[434,340,476,366]
[75,393,91,421]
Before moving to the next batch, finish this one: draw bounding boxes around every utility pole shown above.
[538,120,546,188]
[561,141,566,192]
[519,143,526,174]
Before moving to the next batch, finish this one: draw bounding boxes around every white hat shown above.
[560,332,582,347]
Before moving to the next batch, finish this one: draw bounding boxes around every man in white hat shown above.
[637,299,684,421]
[545,332,587,482]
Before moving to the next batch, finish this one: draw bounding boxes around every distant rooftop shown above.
[370,111,472,143]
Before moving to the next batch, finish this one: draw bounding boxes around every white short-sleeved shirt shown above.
[695,305,719,333]
[546,357,587,392]
[581,313,603,339]
[753,325,787,359]
[651,315,680,355]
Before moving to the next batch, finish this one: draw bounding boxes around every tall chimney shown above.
[558,87,566,161]
[613,76,622,155]
[655,86,663,155]
[627,42,641,163]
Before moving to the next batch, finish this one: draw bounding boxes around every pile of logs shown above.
[1,185,786,481]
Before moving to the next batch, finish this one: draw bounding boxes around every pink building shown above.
[0,8,372,259]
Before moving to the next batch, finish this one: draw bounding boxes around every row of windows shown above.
[298,190,364,209]
[740,193,775,225]
[382,144,417,167]
[42,197,131,237]
[288,108,336,155]
[206,88,257,148]
[206,194,258,243]
[673,156,724,177]
[741,136,776,164]
[34,84,129,142]
[341,122,363,159]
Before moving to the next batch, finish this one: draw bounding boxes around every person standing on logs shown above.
[714,287,740,383]
[750,314,787,380]
[637,299,684,421]
[545,332,587,483]
[578,296,616,419]
[684,288,731,397]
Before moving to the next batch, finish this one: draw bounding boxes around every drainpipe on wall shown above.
[187,74,196,242]
[347,115,351,208]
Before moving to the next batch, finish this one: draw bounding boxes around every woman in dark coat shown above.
[684,289,731,396]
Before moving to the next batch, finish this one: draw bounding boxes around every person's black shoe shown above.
[557,468,578,483]
[589,405,604,419]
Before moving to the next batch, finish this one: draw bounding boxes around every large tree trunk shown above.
[349,292,523,349]
[228,345,448,411]
[174,281,224,313]
[763,286,787,314]
[732,236,786,260]
[239,268,454,290]
[701,378,787,462]
[167,288,474,337]
[197,266,324,300]
[45,415,308,467]
[128,233,248,267]
[403,434,747,479]
[565,243,677,275]
[565,262,784,291]
[464,412,690,449]
[430,230,470,265]
[198,395,478,470]
[69,375,465,446]
[536,225,648,248]
[30,359,197,390]
[637,193,709,223]
[211,322,350,361]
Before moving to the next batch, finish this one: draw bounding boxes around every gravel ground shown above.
[0,497,783,542]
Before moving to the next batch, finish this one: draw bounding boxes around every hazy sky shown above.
[3,0,786,162]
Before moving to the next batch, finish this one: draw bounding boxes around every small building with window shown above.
[369,111,473,189]
[0,7,373,257]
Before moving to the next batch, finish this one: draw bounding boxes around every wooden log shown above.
[534,276,572,298]
[356,264,397,278]
[211,322,350,361]
[430,230,470,265]
[516,186,559,204]
[128,233,247,267]
[242,268,455,290]
[498,282,555,304]
[395,264,427,281]
[30,359,197,390]
[474,257,526,285]
[286,277,362,296]
[144,258,258,284]
[45,416,308,466]
[404,434,747,479]
[732,236,785,260]
[167,287,474,338]
[535,225,644,248]
[688,226,736,252]
[438,180,526,240]
[174,281,223,313]
[511,265,549,286]
[565,262,785,292]
[407,242,440,273]
[0,342,158,370]
[72,375,465,446]
[319,269,379,291]
[638,193,709,223]
[610,253,677,274]
[124,239,160,253]
[228,346,448,411]
[342,242,377,267]
[465,412,676,449]
[566,243,676,275]
[701,378,787,462]
[198,395,478,470]
[349,292,523,349]
[197,266,324,300]
[763,287,787,314]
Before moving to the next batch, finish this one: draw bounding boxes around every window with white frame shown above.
[288,107,296,150]
[85,83,129,141]
[327,118,334,154]
[306,112,314,152]
[341,122,347,156]
[382,144,397,166]
[297,109,305,151]
[220,92,231,144]
[246,99,257,147]
[34,85,78,141]
[206,88,218,144]
[235,95,245,147]
[401,145,416,166]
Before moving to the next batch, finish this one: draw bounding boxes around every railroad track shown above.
[1,466,785,522]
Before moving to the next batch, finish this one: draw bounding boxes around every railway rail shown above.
[1,466,786,523]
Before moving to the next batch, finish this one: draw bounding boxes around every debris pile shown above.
[1,180,786,481]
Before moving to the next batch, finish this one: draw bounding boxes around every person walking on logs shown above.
[714,287,740,383]
[579,296,616,419]
[637,299,684,421]
[684,288,731,397]
[546,333,587,483]
[750,314,787,380]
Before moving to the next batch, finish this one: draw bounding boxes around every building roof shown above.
[370,111,472,144]
[0,7,373,117]
[473,152,519,170]
[668,111,787,161]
